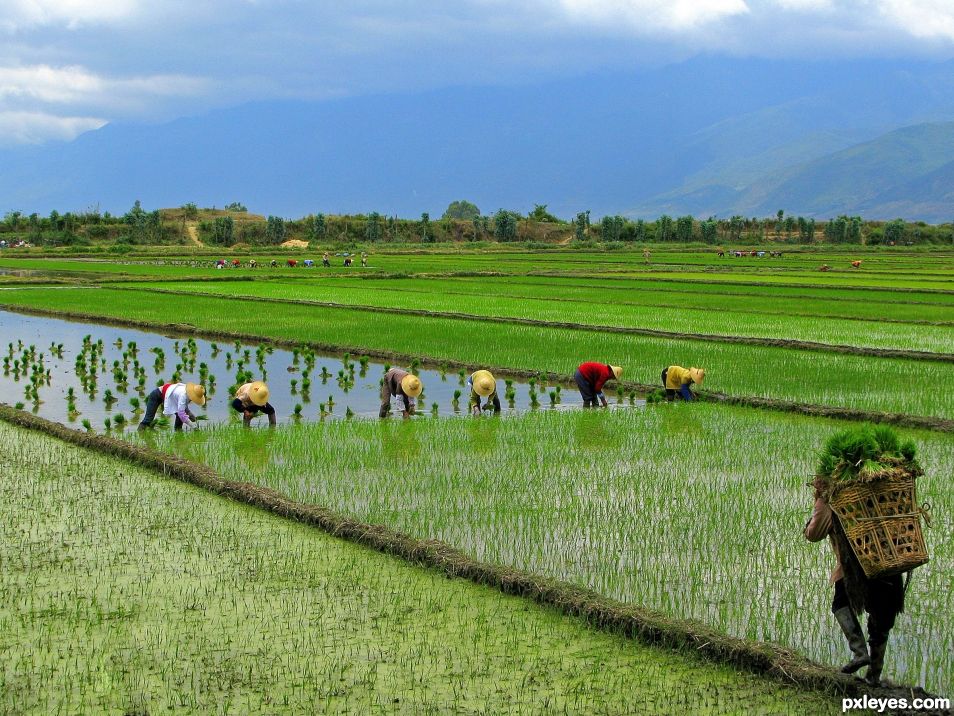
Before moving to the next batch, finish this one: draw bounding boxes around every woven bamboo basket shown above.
[829,473,929,579]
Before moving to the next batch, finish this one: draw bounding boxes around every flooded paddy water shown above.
[0,310,642,431]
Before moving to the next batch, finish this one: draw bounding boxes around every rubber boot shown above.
[833,607,870,674]
[865,640,887,687]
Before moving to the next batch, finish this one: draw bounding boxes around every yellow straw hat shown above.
[472,369,496,397]
[689,368,705,385]
[186,382,207,406]
[247,381,269,407]
[401,374,423,398]
[610,365,623,380]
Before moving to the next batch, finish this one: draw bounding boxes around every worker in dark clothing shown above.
[805,480,905,686]
[467,369,501,415]
[231,380,277,427]
[574,362,622,408]
[379,367,422,418]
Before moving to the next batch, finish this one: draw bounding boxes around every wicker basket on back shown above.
[829,471,930,579]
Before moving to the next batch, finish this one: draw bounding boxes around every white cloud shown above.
[0,0,139,31]
[878,0,954,41]
[0,64,209,109]
[772,0,833,10]
[556,0,750,31]
[0,109,104,144]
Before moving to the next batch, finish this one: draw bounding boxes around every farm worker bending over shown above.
[379,367,422,418]
[138,382,206,431]
[661,366,704,401]
[804,480,904,686]
[574,362,622,408]
[467,369,500,415]
[232,380,276,427]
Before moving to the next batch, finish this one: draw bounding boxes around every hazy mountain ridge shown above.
[1,57,953,220]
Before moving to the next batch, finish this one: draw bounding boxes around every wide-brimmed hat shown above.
[401,374,423,397]
[472,369,496,397]
[610,365,623,380]
[689,368,705,385]
[247,381,269,407]
[186,382,207,406]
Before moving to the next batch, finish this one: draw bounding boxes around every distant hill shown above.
[1,57,953,221]
[636,121,954,221]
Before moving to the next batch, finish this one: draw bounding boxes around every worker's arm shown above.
[597,391,608,407]
[804,497,833,542]
[402,394,414,417]
[176,394,197,429]
[679,383,694,401]
[379,380,391,418]
[490,394,501,413]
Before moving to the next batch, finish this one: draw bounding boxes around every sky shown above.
[2,0,954,147]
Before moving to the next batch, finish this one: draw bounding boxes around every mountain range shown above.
[2,57,953,221]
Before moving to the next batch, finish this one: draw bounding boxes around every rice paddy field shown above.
[0,244,951,709]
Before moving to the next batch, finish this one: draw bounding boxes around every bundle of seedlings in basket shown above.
[814,424,929,580]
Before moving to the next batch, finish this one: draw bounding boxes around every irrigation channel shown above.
[0,311,640,428]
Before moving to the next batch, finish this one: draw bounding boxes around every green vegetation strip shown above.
[1,299,951,431]
[124,284,954,360]
[3,421,855,714]
[0,404,911,706]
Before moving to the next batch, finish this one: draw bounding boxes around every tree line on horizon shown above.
[1,201,951,249]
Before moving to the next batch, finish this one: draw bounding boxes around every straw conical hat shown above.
[689,368,705,385]
[247,381,269,406]
[186,382,207,406]
[472,369,496,397]
[401,374,422,397]
[610,365,623,380]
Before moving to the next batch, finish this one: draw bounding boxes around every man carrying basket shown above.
[804,480,906,686]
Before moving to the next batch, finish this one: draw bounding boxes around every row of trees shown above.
[3,201,952,247]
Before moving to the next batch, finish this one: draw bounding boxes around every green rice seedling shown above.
[129,396,141,412]
[14,402,24,410]
[549,390,558,406]
[327,395,335,409]
[103,416,112,431]
[345,406,354,419]
[112,414,126,427]
[452,389,461,407]
[410,358,420,375]
[290,379,298,395]
[81,418,92,431]
[293,403,303,419]
[458,369,466,385]
[431,402,439,415]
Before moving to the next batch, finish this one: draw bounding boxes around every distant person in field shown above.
[819,264,831,272]
[287,259,298,268]
[574,362,622,408]
[138,381,206,431]
[231,380,276,427]
[249,259,257,268]
[343,256,353,267]
[643,248,651,264]
[804,480,904,686]
[322,252,331,267]
[661,366,705,401]
[361,252,368,267]
[851,260,862,268]
[270,259,277,268]
[467,370,501,415]
[379,368,422,418]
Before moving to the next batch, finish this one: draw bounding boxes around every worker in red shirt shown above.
[574,362,622,408]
